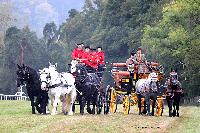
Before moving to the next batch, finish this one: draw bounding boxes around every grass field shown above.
[0,101,199,133]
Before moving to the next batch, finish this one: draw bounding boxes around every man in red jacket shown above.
[82,46,97,73]
[96,46,105,72]
[71,43,84,60]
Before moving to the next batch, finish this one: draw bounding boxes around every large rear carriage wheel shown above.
[110,87,117,113]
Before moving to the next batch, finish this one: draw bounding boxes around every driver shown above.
[71,43,84,61]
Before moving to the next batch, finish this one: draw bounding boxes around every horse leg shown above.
[151,94,157,116]
[51,95,59,115]
[172,100,176,117]
[87,98,93,114]
[80,96,85,115]
[91,95,96,115]
[33,94,41,114]
[142,99,147,114]
[145,95,151,116]
[175,95,180,117]
[30,97,36,114]
[137,94,142,115]
[40,90,48,114]
[167,97,173,117]
[62,95,67,115]
[68,89,77,115]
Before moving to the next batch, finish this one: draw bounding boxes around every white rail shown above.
[0,94,28,100]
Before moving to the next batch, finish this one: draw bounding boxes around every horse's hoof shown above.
[46,111,50,114]
[177,113,179,117]
[51,112,56,115]
[41,113,47,115]
[169,113,172,117]
[68,112,73,115]
[172,110,176,117]
[147,113,152,116]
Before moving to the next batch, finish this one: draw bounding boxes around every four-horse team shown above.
[16,44,184,117]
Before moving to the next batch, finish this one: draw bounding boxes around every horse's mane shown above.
[25,66,40,85]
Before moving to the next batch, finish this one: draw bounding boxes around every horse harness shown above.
[40,71,72,90]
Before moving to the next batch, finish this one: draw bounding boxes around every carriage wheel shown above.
[104,86,110,114]
[123,95,130,115]
[97,93,103,114]
[110,87,117,113]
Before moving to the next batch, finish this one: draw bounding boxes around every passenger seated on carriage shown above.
[135,47,148,73]
[71,43,84,61]
[126,51,138,71]
[96,46,105,72]
[82,46,98,73]
[95,46,105,79]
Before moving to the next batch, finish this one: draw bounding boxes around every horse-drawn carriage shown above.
[70,60,110,115]
[109,61,165,115]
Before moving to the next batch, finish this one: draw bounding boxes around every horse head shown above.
[39,68,51,90]
[70,60,79,73]
[148,72,158,92]
[169,69,178,86]
[47,62,62,86]
[16,64,30,87]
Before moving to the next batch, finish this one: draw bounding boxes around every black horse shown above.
[16,64,48,114]
[72,64,101,115]
[165,69,183,117]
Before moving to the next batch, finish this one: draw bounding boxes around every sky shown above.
[9,0,84,37]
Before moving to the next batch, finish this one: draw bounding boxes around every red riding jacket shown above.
[82,51,98,69]
[71,48,84,60]
[95,51,105,65]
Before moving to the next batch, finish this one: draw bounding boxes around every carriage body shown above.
[109,61,164,115]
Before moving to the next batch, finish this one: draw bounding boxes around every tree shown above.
[142,0,200,97]
[68,9,79,18]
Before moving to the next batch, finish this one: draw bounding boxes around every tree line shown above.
[0,0,199,98]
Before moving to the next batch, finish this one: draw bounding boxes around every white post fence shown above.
[0,86,28,101]
[0,94,28,100]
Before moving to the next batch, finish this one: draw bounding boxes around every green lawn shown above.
[0,101,199,133]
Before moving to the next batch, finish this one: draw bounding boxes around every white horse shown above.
[39,63,77,115]
[135,72,158,115]
[70,60,79,73]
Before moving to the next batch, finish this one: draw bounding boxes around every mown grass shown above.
[0,101,199,133]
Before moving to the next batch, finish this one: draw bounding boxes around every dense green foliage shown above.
[0,0,199,97]
[142,0,200,96]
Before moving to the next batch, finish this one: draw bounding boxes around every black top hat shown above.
[85,46,90,49]
[97,46,102,49]
[131,51,135,56]
[77,42,84,45]
[91,48,96,51]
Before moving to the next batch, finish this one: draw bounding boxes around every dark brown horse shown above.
[165,69,183,117]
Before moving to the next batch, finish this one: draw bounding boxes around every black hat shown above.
[97,46,102,49]
[85,46,90,49]
[91,48,96,51]
[77,42,84,45]
[131,50,135,56]
[137,47,142,51]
